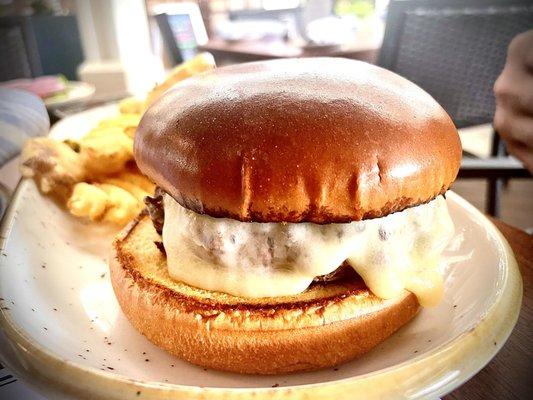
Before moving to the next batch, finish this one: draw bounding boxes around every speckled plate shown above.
[0,107,523,400]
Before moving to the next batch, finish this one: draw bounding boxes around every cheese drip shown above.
[162,195,454,306]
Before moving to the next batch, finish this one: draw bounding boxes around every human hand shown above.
[494,30,533,173]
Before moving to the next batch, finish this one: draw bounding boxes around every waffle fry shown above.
[96,183,142,226]
[21,137,86,201]
[118,97,144,114]
[22,54,215,226]
[67,182,108,221]
[113,170,155,193]
[79,132,134,177]
[67,177,149,225]
[102,178,149,202]
[145,52,216,107]
[97,113,141,130]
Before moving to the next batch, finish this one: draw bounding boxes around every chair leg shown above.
[488,130,506,216]
[491,129,502,156]
[492,130,511,189]
[487,178,503,217]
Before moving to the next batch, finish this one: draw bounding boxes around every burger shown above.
[110,58,461,374]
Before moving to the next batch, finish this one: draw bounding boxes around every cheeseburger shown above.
[110,58,461,374]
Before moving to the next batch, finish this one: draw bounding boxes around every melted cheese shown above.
[162,195,454,306]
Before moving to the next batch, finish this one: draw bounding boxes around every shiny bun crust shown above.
[110,215,419,374]
[135,58,461,223]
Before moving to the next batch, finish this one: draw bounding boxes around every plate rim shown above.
[43,81,96,108]
[0,183,523,400]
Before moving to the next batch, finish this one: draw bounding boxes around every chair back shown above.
[0,17,42,82]
[379,0,533,128]
[154,13,185,65]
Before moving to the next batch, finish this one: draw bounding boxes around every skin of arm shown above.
[494,30,533,173]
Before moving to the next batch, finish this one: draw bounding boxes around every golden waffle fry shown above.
[124,125,137,139]
[21,138,86,201]
[96,183,143,225]
[118,97,144,114]
[113,170,155,193]
[83,126,126,140]
[145,52,216,106]
[79,133,134,177]
[98,114,141,130]
[21,54,216,227]
[67,182,108,221]
[102,178,149,202]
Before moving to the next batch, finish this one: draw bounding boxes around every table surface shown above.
[198,21,383,64]
[445,219,532,400]
[198,37,381,59]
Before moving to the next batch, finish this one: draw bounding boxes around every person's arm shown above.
[494,30,533,173]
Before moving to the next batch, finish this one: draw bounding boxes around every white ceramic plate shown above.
[0,109,522,400]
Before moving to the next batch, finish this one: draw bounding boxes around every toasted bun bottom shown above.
[109,214,420,374]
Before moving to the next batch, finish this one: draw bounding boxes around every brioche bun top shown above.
[135,58,461,223]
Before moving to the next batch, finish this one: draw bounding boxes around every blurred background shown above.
[0,0,532,229]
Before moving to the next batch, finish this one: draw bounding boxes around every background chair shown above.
[153,3,209,67]
[378,0,533,216]
[30,15,84,81]
[0,17,42,81]
[0,15,84,82]
[155,13,185,66]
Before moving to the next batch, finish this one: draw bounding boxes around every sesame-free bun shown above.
[135,58,461,223]
[110,214,419,374]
